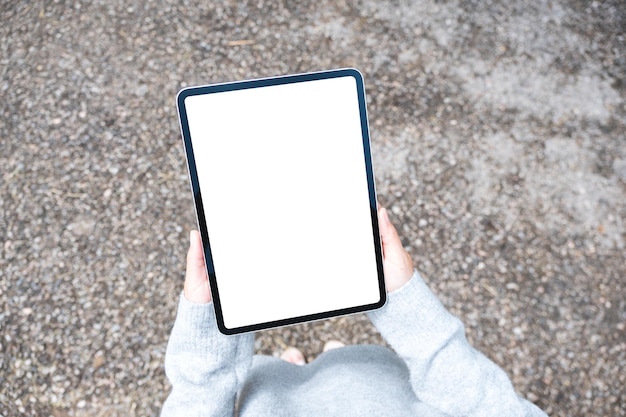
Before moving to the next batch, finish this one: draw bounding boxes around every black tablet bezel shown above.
[176,68,385,334]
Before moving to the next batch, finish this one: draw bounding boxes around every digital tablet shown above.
[176,68,385,335]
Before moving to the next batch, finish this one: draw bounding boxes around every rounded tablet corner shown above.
[216,318,239,336]
[176,86,194,110]
[377,290,387,309]
[340,67,365,84]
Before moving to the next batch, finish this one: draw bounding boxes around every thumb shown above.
[378,207,403,257]
[184,230,212,303]
[378,207,414,292]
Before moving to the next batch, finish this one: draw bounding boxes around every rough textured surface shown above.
[1,0,624,416]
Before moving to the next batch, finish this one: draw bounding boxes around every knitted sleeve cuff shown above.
[368,270,462,350]
[168,292,254,362]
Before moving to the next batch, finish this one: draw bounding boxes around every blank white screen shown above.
[184,75,381,330]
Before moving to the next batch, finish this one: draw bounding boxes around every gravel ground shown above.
[1,0,624,416]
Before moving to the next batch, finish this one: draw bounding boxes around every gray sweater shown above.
[161,271,547,416]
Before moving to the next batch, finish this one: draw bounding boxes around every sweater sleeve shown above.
[161,294,254,417]
[368,271,546,417]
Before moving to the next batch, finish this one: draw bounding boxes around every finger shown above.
[184,230,212,303]
[186,230,206,282]
[377,207,414,291]
[378,207,401,252]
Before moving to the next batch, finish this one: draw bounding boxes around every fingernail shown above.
[189,231,194,247]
